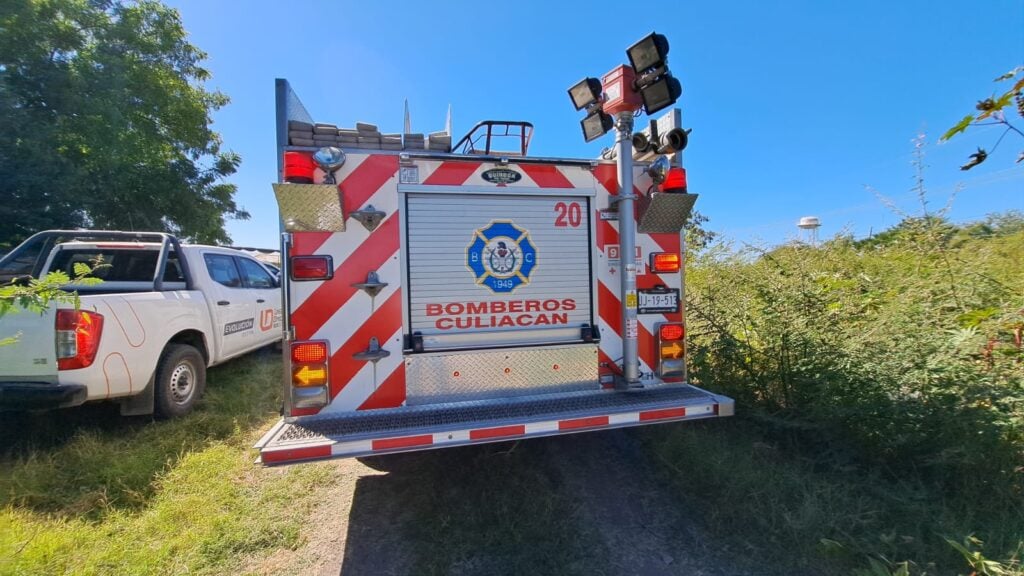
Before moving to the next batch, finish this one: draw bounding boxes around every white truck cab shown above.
[0,230,282,417]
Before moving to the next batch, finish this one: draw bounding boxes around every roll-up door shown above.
[407,192,593,350]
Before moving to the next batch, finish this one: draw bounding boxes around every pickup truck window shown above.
[237,258,275,289]
[50,249,177,282]
[204,254,243,288]
[0,238,49,282]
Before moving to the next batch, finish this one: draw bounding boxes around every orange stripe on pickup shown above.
[372,435,434,451]
[639,407,687,421]
[559,416,610,430]
[470,425,526,441]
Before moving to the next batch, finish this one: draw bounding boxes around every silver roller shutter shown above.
[407,193,593,350]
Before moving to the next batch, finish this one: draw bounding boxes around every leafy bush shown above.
[683,212,1024,569]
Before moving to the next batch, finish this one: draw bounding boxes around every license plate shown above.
[638,288,680,314]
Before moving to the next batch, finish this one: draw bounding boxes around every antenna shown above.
[797,216,821,245]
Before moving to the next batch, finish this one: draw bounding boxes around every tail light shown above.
[290,256,333,281]
[656,322,685,379]
[291,340,328,364]
[650,252,681,273]
[56,309,104,370]
[289,340,329,411]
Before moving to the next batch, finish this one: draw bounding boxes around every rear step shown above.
[256,384,733,464]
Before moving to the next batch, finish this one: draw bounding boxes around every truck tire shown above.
[153,344,206,419]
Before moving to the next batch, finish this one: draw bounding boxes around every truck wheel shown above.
[154,344,206,419]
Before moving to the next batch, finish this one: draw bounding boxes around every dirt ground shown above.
[244,428,770,576]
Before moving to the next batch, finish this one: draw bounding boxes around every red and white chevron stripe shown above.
[286,155,680,417]
[592,164,684,382]
[289,154,412,415]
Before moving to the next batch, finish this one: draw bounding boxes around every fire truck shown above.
[255,77,733,464]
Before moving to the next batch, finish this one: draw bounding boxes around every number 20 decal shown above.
[554,202,582,228]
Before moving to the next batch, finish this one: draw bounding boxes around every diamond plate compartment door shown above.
[272,183,346,232]
[637,193,698,234]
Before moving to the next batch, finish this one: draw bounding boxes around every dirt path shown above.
[245,429,770,576]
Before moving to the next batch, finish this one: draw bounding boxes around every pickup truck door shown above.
[201,252,258,359]
[236,257,282,348]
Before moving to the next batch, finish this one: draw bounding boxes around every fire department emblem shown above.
[466,220,537,293]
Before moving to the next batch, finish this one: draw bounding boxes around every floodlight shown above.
[568,77,603,111]
[639,74,682,115]
[627,32,670,73]
[647,156,669,184]
[581,110,614,142]
[313,146,346,184]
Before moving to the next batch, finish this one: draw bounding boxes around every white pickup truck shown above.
[0,230,282,417]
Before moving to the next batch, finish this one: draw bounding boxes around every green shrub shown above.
[682,212,1024,571]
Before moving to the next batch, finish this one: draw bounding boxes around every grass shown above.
[0,350,606,576]
[657,211,1024,575]
[639,418,1024,575]
[0,349,338,576]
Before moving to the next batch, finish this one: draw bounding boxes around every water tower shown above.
[798,216,821,245]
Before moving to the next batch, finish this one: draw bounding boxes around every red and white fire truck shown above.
[255,78,732,464]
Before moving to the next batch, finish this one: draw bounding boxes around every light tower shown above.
[798,216,821,245]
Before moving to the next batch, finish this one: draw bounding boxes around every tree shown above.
[0,0,248,250]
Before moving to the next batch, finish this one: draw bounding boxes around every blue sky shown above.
[166,0,1023,248]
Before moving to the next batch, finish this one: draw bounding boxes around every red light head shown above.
[284,152,316,184]
[660,167,687,193]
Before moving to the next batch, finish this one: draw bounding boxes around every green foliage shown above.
[0,261,102,345]
[0,0,248,249]
[940,66,1024,168]
[681,211,1024,573]
[946,536,1023,576]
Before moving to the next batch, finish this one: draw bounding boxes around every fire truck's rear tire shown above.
[154,344,206,419]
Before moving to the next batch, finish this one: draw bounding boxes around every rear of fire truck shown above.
[256,75,732,465]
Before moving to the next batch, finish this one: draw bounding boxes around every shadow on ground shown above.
[338,429,762,576]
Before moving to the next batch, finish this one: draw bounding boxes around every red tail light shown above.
[650,252,681,273]
[290,340,330,396]
[291,340,328,364]
[56,309,104,370]
[656,322,685,379]
[659,323,684,341]
[290,256,333,281]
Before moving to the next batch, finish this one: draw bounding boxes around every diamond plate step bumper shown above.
[256,384,733,465]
